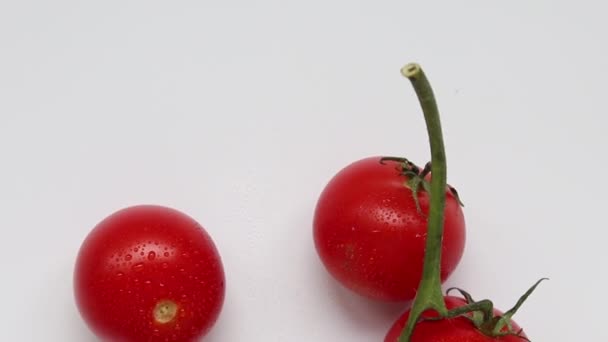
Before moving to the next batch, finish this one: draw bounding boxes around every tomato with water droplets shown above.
[384,296,527,341]
[313,156,465,301]
[74,205,225,341]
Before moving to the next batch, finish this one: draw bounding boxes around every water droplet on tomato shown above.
[133,247,139,252]
[161,262,169,269]
[163,252,170,257]
[140,251,145,256]
[116,272,124,277]
[125,254,133,261]
[148,251,156,260]
[132,263,144,272]
[144,280,152,285]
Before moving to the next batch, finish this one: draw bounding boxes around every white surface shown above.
[1,1,606,341]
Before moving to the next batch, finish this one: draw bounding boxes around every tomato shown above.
[313,156,465,301]
[384,296,527,341]
[74,205,225,342]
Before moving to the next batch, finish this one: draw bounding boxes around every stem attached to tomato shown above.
[398,63,450,342]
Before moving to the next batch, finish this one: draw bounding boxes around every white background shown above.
[1,1,606,341]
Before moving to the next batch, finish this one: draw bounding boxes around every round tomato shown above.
[74,205,225,341]
[384,296,527,341]
[313,156,465,301]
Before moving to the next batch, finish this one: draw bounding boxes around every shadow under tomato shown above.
[43,255,99,342]
[321,269,410,333]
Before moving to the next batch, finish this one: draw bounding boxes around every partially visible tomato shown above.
[74,205,225,342]
[384,296,527,341]
[313,156,465,301]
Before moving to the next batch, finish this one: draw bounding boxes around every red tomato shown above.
[384,296,527,341]
[313,156,465,301]
[74,205,225,342]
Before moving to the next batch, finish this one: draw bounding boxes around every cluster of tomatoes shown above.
[73,64,533,341]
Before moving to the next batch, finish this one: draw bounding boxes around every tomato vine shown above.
[396,62,451,341]
[396,63,545,342]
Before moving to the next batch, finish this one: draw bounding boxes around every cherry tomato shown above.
[313,156,465,301]
[384,296,527,341]
[74,205,225,341]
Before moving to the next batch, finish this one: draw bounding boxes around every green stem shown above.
[398,63,449,342]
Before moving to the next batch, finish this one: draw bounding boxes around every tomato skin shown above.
[313,157,465,301]
[74,205,225,342]
[384,296,527,341]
